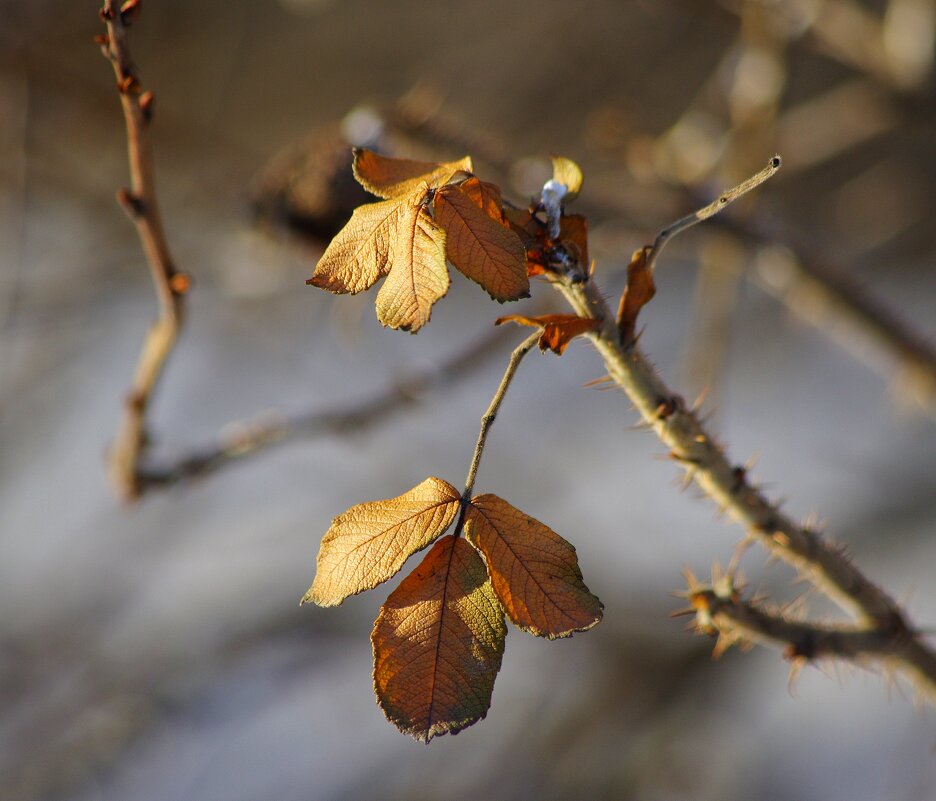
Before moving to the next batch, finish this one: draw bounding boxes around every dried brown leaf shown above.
[434,183,529,302]
[372,535,506,742]
[496,314,599,355]
[616,246,656,345]
[353,148,473,199]
[303,476,461,607]
[375,192,450,331]
[465,495,603,638]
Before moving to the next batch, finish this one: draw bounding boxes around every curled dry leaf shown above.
[353,148,473,199]
[496,314,600,355]
[550,155,584,200]
[465,494,603,638]
[372,535,506,742]
[375,192,449,331]
[434,181,529,302]
[616,246,656,345]
[303,476,461,607]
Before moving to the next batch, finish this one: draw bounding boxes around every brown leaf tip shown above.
[465,494,603,638]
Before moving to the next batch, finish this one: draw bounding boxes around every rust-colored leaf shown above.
[353,148,473,199]
[496,314,599,355]
[550,155,583,200]
[465,495,602,638]
[307,195,405,294]
[375,191,450,331]
[616,246,656,345]
[372,535,506,742]
[434,183,529,302]
[303,477,461,607]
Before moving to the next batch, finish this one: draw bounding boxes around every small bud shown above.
[120,0,142,25]
[116,74,140,94]
[139,90,154,123]
[116,188,145,218]
[169,272,192,295]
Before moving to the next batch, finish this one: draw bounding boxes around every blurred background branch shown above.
[100,0,187,500]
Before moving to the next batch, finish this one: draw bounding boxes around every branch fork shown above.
[541,159,936,700]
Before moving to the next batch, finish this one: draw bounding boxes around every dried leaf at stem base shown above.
[465,494,603,638]
[372,535,506,742]
[304,476,461,607]
[496,314,599,355]
[523,214,589,278]
[617,246,656,345]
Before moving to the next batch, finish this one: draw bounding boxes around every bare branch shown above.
[135,328,512,491]
[100,0,187,500]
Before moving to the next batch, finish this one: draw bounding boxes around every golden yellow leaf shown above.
[306,196,404,294]
[375,192,450,331]
[353,148,473,199]
[551,155,584,200]
[372,535,506,742]
[465,494,603,638]
[303,476,461,607]
[434,183,529,302]
[495,313,600,355]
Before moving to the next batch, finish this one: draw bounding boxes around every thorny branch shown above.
[686,581,936,704]
[100,0,187,501]
[545,163,936,700]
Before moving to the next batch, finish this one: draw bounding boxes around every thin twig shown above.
[645,156,782,273]
[545,172,936,699]
[135,327,512,490]
[462,331,542,498]
[100,0,187,500]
